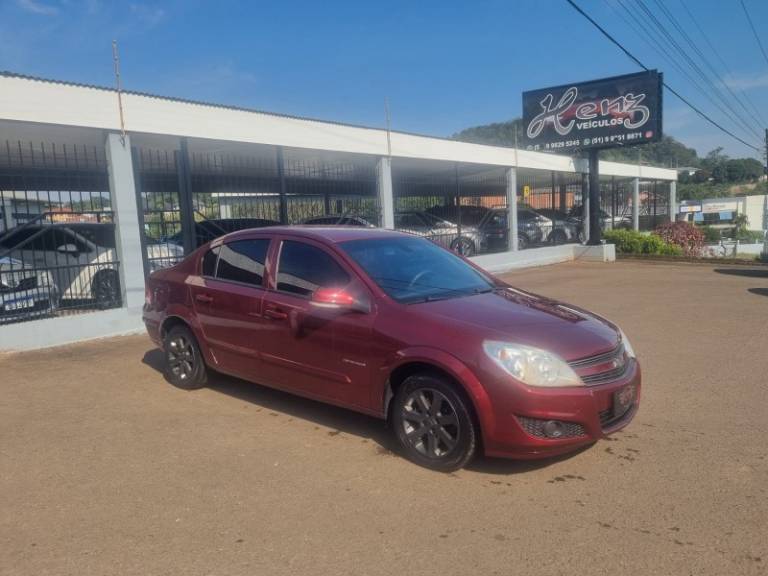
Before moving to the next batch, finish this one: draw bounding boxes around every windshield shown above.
[339,236,492,304]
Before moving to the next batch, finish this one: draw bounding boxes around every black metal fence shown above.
[134,142,381,274]
[0,140,121,325]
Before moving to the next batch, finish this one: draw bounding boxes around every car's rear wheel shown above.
[517,234,529,250]
[392,374,477,472]
[92,269,121,309]
[163,325,208,390]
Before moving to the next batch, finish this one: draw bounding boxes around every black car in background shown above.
[301,215,377,227]
[164,218,281,249]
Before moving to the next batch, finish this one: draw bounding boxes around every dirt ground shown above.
[2,260,767,576]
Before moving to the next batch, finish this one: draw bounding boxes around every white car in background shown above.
[0,223,183,308]
[0,255,58,323]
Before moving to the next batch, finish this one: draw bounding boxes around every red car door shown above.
[189,237,270,381]
[257,237,375,411]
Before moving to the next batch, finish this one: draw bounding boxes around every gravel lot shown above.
[2,260,767,576]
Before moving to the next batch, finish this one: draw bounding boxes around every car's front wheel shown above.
[392,373,477,472]
[450,237,476,257]
[550,229,568,245]
[163,325,208,390]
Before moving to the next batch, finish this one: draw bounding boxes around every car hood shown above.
[411,287,619,362]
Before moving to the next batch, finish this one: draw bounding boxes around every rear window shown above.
[201,247,219,277]
[215,239,269,286]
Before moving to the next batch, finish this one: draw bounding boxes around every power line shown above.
[650,0,766,134]
[739,0,768,69]
[634,0,761,141]
[678,0,766,125]
[608,0,760,142]
[563,0,762,152]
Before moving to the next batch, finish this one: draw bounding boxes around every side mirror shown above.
[56,243,79,255]
[310,287,357,310]
[310,288,371,314]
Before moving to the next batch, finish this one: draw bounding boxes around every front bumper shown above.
[482,360,641,459]
[0,287,58,324]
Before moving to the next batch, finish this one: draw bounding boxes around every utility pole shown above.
[762,128,768,261]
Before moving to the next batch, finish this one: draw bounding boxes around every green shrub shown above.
[700,225,721,243]
[735,229,765,244]
[603,229,683,256]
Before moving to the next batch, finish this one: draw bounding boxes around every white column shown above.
[378,157,394,229]
[583,174,590,244]
[105,133,145,312]
[633,177,640,231]
[669,180,677,223]
[506,167,518,251]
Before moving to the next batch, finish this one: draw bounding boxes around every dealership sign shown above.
[522,71,663,152]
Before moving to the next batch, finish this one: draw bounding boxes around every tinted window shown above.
[201,247,219,277]
[340,236,492,304]
[69,225,116,249]
[396,213,425,228]
[0,227,39,249]
[276,241,350,297]
[216,239,268,286]
[304,217,336,225]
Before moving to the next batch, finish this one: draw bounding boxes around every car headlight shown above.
[619,329,636,358]
[483,341,583,387]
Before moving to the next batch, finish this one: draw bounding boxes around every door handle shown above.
[195,293,214,304]
[264,307,288,320]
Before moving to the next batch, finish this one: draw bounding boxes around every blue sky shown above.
[1,0,766,160]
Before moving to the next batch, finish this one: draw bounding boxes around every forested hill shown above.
[451,119,766,199]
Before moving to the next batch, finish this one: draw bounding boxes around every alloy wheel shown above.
[167,335,195,382]
[401,388,460,459]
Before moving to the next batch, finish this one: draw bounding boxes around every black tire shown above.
[517,234,529,250]
[392,373,477,472]
[93,269,121,309]
[450,237,476,257]
[550,229,568,245]
[163,325,208,390]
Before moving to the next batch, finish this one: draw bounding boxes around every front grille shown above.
[569,343,629,385]
[517,416,586,439]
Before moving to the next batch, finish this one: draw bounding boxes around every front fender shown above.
[378,346,496,443]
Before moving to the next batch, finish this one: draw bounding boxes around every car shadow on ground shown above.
[713,267,768,278]
[747,288,768,297]
[142,348,583,475]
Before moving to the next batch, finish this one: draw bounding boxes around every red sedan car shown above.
[143,226,640,471]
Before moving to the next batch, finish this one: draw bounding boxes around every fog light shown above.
[517,415,586,439]
[543,420,565,438]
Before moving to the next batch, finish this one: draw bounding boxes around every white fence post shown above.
[378,157,394,229]
[669,180,677,223]
[506,167,518,251]
[633,177,640,231]
[105,133,145,312]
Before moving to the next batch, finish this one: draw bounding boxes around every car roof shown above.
[220,225,413,244]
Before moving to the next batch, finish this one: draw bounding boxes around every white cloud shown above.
[724,72,768,91]
[16,0,58,15]
[129,3,165,29]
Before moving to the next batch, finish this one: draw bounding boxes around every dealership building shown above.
[0,71,678,350]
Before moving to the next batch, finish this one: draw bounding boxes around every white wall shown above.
[0,74,678,181]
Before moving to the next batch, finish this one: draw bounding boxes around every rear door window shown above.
[276,240,350,297]
[201,246,220,277]
[215,239,269,286]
